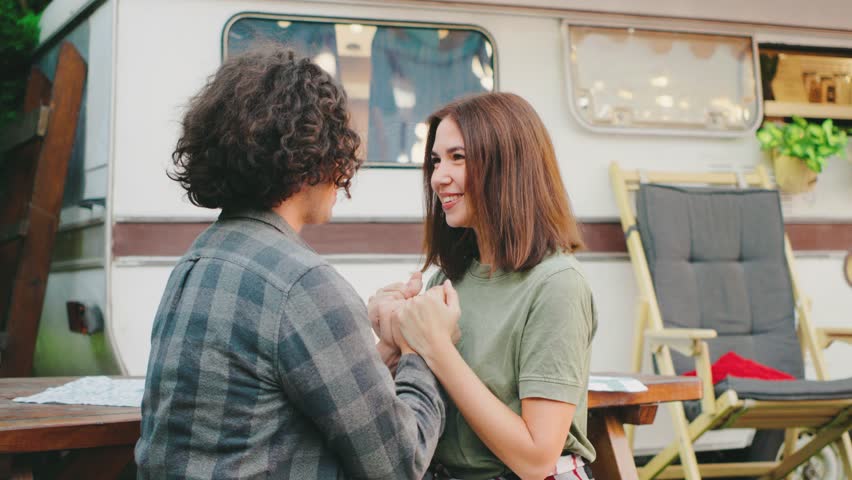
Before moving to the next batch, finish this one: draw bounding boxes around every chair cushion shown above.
[716,377,852,401]
[683,351,796,384]
[636,184,805,379]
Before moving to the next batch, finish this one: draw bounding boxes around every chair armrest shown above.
[645,328,717,356]
[817,327,852,349]
[645,328,718,414]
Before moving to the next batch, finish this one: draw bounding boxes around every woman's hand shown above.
[397,280,461,363]
[368,272,422,347]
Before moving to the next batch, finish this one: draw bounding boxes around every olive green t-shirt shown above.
[428,253,597,480]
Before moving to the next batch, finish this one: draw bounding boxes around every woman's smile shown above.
[440,193,464,210]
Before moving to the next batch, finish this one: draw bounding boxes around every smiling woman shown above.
[368,92,597,479]
[421,92,585,281]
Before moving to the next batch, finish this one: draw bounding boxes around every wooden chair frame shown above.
[609,162,852,479]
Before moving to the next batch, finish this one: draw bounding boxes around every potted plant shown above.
[756,116,848,194]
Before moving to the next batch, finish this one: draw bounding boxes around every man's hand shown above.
[398,280,461,363]
[368,272,422,358]
[376,339,401,375]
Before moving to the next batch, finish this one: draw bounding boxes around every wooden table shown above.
[0,377,140,479]
[587,374,702,480]
[0,374,700,479]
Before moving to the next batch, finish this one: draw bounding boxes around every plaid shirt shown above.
[135,210,446,479]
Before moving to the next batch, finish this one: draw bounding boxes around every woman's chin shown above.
[445,216,470,229]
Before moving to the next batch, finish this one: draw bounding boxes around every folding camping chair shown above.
[609,162,852,480]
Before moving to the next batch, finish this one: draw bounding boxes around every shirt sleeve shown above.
[425,270,447,290]
[518,268,597,405]
[276,264,445,480]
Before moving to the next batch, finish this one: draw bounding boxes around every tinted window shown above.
[226,16,496,166]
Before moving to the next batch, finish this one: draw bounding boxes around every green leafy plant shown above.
[0,0,42,128]
[756,116,848,173]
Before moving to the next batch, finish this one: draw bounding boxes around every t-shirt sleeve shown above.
[518,267,597,404]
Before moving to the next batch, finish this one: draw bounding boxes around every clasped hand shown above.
[368,272,461,364]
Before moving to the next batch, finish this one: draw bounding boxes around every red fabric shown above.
[683,351,796,384]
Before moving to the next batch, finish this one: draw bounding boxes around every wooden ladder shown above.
[0,42,87,377]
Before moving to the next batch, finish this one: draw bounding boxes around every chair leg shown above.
[783,428,797,480]
[836,432,852,479]
[640,391,742,480]
[626,424,635,453]
[628,301,649,452]
[764,423,851,480]
[777,429,852,480]
[672,404,701,480]
[639,402,701,480]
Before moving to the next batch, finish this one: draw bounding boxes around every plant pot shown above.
[773,153,817,194]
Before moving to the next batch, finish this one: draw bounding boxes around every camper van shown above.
[28,0,852,474]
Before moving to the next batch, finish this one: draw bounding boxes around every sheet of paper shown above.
[13,376,144,407]
[588,375,648,393]
[13,375,646,405]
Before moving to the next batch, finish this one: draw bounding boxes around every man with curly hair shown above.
[135,46,446,479]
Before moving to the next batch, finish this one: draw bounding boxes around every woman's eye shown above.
[453,153,465,161]
[430,157,440,165]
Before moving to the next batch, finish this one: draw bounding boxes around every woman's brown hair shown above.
[422,92,584,281]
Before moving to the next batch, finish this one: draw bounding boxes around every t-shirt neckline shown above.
[468,258,509,279]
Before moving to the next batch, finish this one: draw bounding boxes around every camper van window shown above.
[563,24,760,136]
[225,16,496,166]
[759,46,852,119]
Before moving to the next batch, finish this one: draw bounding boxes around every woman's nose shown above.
[432,167,451,186]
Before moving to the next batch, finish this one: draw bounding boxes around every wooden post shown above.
[0,42,87,377]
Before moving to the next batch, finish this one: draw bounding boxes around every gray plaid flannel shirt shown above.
[135,210,445,479]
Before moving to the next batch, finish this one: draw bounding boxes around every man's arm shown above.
[276,265,445,479]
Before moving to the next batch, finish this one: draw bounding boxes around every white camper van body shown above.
[32,0,852,456]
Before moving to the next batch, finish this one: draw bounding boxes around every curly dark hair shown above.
[169,45,362,210]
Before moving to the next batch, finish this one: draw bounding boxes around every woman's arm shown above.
[425,340,575,480]
[397,282,576,480]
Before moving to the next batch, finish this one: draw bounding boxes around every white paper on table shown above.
[588,375,648,393]
[13,376,145,407]
[13,375,644,406]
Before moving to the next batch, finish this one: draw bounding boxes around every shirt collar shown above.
[468,258,508,279]
[219,208,308,247]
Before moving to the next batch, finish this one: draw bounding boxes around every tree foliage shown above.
[0,0,43,127]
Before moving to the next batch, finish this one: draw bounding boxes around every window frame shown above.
[560,20,764,138]
[221,12,499,168]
